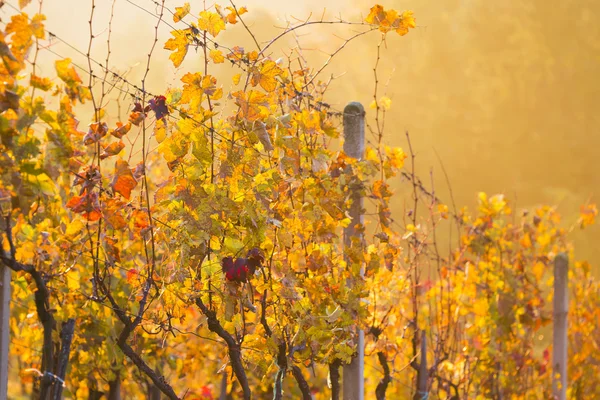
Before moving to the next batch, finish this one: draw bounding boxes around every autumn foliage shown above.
[0,1,599,399]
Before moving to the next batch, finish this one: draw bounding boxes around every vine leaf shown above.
[164,29,190,67]
[173,3,191,23]
[250,60,283,92]
[198,10,226,37]
[100,141,125,160]
[111,159,138,200]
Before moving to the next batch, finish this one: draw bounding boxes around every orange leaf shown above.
[103,235,121,263]
[111,159,137,199]
[128,111,145,127]
[126,268,138,283]
[83,122,108,145]
[133,209,150,230]
[102,199,127,230]
[372,180,392,200]
[110,122,132,138]
[66,191,101,221]
[100,140,125,160]
[579,203,598,229]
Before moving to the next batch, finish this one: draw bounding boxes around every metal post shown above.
[342,102,365,400]
[553,253,568,400]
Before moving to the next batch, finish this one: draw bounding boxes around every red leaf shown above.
[200,385,212,398]
[222,253,260,283]
[149,95,169,120]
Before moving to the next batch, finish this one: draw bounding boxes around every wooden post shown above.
[342,102,365,400]
[0,264,9,399]
[0,197,11,399]
[553,253,568,400]
[414,330,428,400]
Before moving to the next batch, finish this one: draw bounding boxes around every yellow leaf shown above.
[520,233,532,248]
[198,11,226,37]
[473,298,488,317]
[224,237,244,253]
[223,5,248,24]
[19,0,32,8]
[65,219,85,238]
[365,146,379,162]
[478,192,488,205]
[489,194,507,214]
[232,90,268,121]
[5,14,34,53]
[397,11,416,36]
[210,49,225,64]
[365,5,415,36]
[210,236,222,250]
[31,14,45,39]
[66,269,80,290]
[365,5,386,26]
[532,262,545,281]
[164,29,190,67]
[55,58,82,86]
[154,118,167,143]
[386,146,406,168]
[232,73,242,85]
[537,233,551,248]
[379,96,392,110]
[173,2,190,23]
[30,74,52,91]
[437,203,449,219]
[250,60,282,92]
[159,126,190,162]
